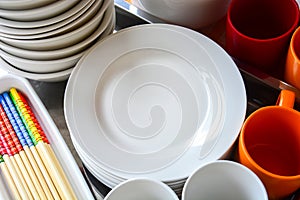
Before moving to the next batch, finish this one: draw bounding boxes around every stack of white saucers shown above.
[64,24,247,196]
[0,0,115,82]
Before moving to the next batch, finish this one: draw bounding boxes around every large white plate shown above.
[64,24,246,181]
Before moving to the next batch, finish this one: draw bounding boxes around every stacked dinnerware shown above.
[64,23,247,196]
[0,0,115,82]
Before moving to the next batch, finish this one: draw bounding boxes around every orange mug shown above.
[238,90,300,199]
[285,26,300,90]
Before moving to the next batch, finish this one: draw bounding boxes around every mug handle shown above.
[276,90,295,108]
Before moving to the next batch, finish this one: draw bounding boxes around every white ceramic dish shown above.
[80,150,185,193]
[84,161,184,197]
[72,120,186,188]
[0,49,82,73]
[1,19,98,51]
[0,4,115,60]
[137,0,231,29]
[0,0,54,10]
[64,24,246,182]
[75,131,186,198]
[0,0,77,21]
[0,57,73,82]
[0,0,111,51]
[71,28,225,173]
[0,6,115,82]
[0,0,96,37]
[0,74,94,199]
[78,146,185,191]
[66,27,189,189]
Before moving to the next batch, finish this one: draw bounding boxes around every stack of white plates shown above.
[64,24,247,196]
[0,0,115,82]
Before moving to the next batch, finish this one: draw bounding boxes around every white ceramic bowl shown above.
[0,0,77,21]
[0,57,73,82]
[0,4,115,60]
[182,160,268,200]
[138,0,231,29]
[0,0,54,10]
[104,178,179,200]
[0,0,111,51]
[0,0,94,30]
[0,49,83,74]
[0,0,96,39]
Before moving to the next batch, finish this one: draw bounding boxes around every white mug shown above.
[104,177,179,200]
[182,160,268,200]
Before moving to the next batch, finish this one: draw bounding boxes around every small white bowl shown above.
[0,4,115,60]
[138,0,231,29]
[0,0,54,10]
[0,0,94,30]
[104,178,179,200]
[0,0,96,38]
[0,49,83,74]
[0,57,73,82]
[0,0,77,21]
[0,0,111,51]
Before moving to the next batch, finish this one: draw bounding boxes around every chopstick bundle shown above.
[0,93,55,200]
[10,88,77,200]
[0,88,77,200]
[0,148,22,200]
[0,123,32,200]
[0,100,48,200]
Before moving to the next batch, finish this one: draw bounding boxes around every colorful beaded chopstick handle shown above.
[0,94,53,200]
[10,88,76,200]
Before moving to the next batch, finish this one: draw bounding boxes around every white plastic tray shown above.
[0,73,95,200]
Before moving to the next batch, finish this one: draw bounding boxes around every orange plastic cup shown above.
[238,90,300,199]
[285,26,300,90]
